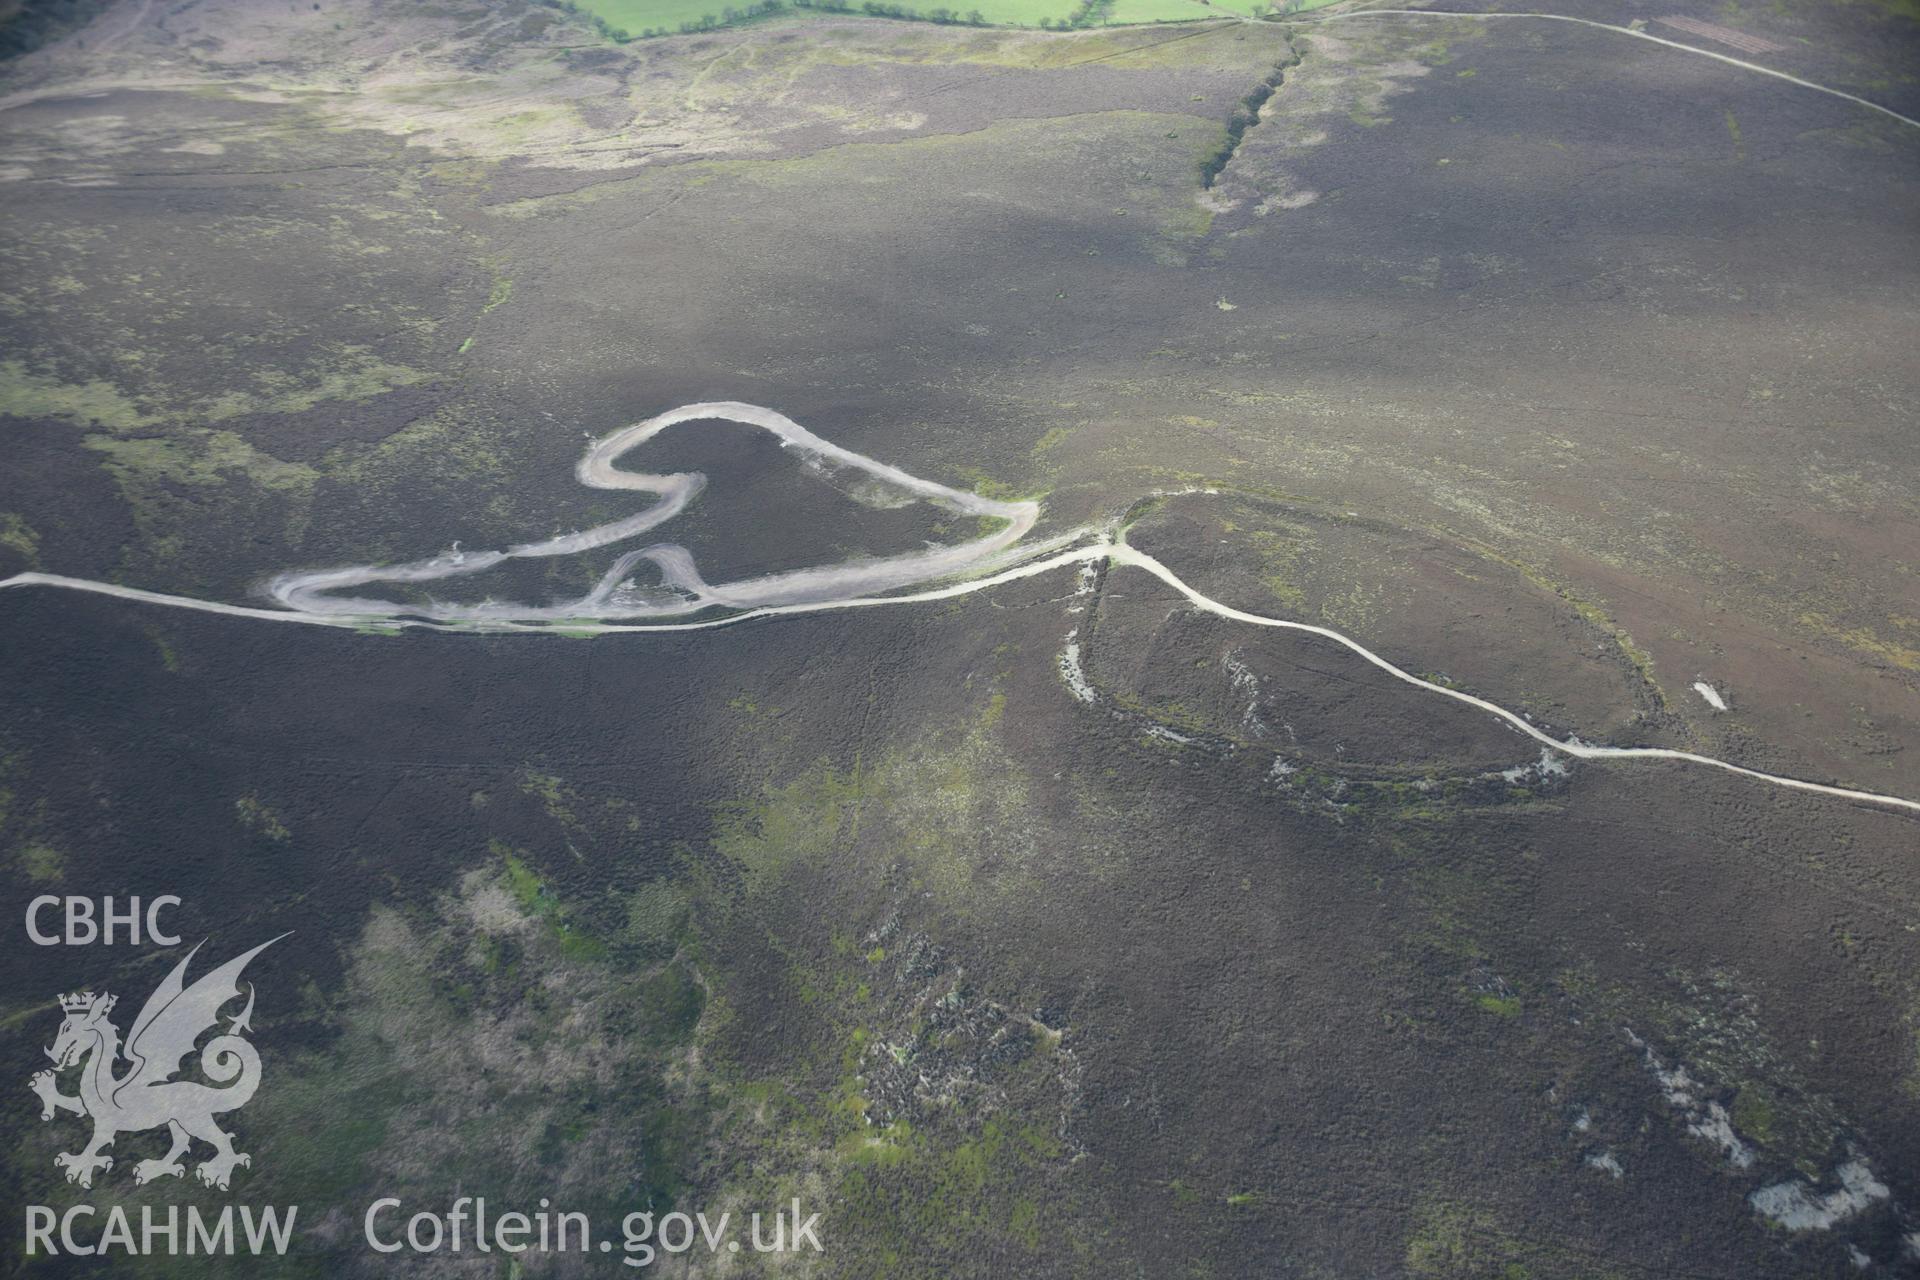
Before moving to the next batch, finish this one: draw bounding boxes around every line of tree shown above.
[1197,49,1298,187]
[1051,0,1113,29]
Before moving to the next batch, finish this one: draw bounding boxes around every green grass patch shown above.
[1731,1085,1777,1147]
[568,0,1313,37]
[1474,993,1521,1019]
[1107,0,1259,19]
[235,793,292,842]
[15,841,64,882]
[0,358,156,431]
[501,846,609,960]
[0,513,42,566]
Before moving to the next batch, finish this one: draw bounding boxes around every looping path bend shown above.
[266,401,1039,622]
[2,402,1917,817]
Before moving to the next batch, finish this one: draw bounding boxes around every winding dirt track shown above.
[1104,541,1920,816]
[5,12,1917,810]
[1295,8,1920,130]
[3,404,1917,817]
[264,401,1039,622]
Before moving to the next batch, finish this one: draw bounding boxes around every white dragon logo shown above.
[29,935,286,1190]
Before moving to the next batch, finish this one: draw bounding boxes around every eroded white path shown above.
[1299,8,1920,131]
[266,401,1039,622]
[1104,540,1920,816]
[2,403,1918,816]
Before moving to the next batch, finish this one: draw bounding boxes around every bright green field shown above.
[1104,0,1343,19]
[1104,0,1263,21]
[576,0,1082,34]
[574,0,778,35]
[568,0,1332,35]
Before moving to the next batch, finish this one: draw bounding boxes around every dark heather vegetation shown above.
[0,0,115,57]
